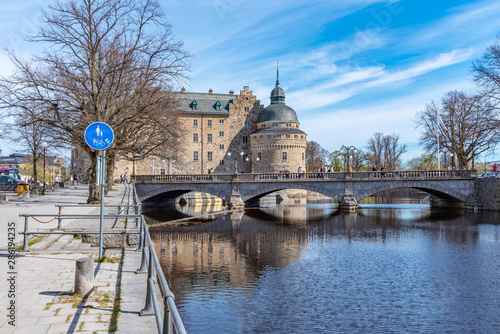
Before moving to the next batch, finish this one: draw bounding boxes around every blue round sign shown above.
[85,122,114,150]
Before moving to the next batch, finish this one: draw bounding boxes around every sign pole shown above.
[84,122,114,260]
[99,149,106,259]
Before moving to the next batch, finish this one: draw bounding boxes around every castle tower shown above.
[250,70,307,173]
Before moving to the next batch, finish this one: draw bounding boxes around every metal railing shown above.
[19,212,142,251]
[132,181,187,334]
[135,169,477,183]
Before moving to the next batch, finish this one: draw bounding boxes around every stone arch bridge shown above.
[134,170,479,211]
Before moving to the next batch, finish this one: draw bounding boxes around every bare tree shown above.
[306,141,328,172]
[0,0,189,202]
[14,105,57,186]
[415,90,499,169]
[473,35,500,107]
[365,132,407,170]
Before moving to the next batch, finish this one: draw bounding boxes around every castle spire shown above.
[276,60,280,86]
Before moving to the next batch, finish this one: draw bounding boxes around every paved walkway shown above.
[0,184,157,333]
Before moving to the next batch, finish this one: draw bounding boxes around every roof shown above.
[252,127,306,135]
[257,103,299,123]
[176,92,232,115]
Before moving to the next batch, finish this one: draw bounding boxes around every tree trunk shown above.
[32,157,38,186]
[86,150,100,203]
[105,151,116,192]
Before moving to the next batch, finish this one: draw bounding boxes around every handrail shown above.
[132,179,187,334]
[18,212,142,251]
[135,169,477,183]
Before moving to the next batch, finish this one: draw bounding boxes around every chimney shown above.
[209,88,213,95]
[229,90,234,95]
[181,87,185,94]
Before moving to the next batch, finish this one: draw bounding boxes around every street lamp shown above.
[41,142,48,195]
[340,145,357,172]
[227,151,245,173]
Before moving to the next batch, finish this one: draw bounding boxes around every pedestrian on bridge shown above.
[494,163,499,177]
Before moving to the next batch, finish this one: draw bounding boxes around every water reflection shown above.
[144,200,500,333]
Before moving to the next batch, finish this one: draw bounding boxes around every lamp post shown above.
[449,153,454,170]
[339,145,357,172]
[41,142,47,195]
[245,155,259,173]
[227,151,245,173]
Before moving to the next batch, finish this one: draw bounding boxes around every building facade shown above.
[79,74,307,180]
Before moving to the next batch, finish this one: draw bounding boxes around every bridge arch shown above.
[136,183,231,205]
[355,181,469,203]
[240,182,343,204]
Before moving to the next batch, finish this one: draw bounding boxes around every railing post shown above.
[57,215,62,229]
[163,293,175,334]
[23,215,29,251]
[137,217,144,252]
[140,246,155,316]
[136,222,148,273]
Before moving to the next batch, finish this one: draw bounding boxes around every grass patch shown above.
[16,236,44,250]
[54,308,62,316]
[44,302,53,310]
[108,251,125,332]
[73,235,82,240]
[94,256,120,263]
[77,321,85,332]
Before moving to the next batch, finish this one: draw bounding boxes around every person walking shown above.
[493,163,499,177]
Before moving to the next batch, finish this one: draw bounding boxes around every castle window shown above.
[244,122,249,128]
[219,144,224,150]
[193,151,199,161]
[261,124,265,128]
[259,135,264,139]
[258,152,262,160]
[301,135,304,139]
[208,134,212,142]
[286,134,290,139]
[193,133,198,142]
[193,119,198,127]
[276,134,281,139]
[302,153,305,160]
[294,135,298,138]
[272,123,278,128]
[244,107,249,112]
[242,136,248,143]
[296,124,299,128]
[215,101,222,111]
[219,119,224,124]
[192,100,198,110]
[282,152,287,160]
[219,131,224,137]
[160,169,165,175]
[208,152,213,161]
[208,120,212,127]
[220,160,224,165]
[267,135,272,139]
[286,123,291,128]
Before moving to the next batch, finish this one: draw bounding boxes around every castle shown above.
[75,72,307,179]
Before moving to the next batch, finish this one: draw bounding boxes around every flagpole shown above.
[436,109,440,171]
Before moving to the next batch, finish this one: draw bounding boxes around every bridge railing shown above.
[134,169,476,183]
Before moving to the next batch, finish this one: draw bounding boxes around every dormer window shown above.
[215,101,221,111]
[192,100,198,110]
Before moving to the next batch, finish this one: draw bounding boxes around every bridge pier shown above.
[339,195,358,212]
[228,184,245,210]
[339,181,358,212]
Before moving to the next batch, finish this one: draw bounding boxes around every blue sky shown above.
[1,0,500,161]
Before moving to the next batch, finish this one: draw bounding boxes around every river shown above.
[143,198,500,333]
